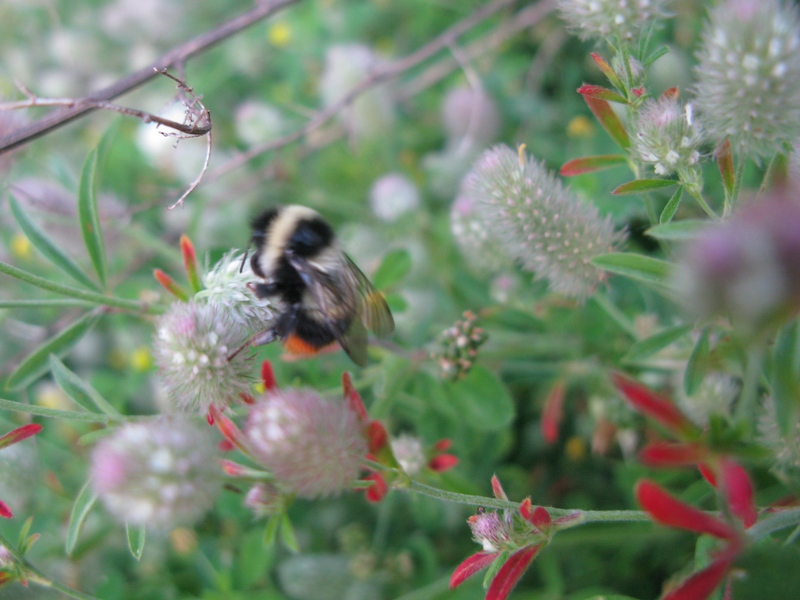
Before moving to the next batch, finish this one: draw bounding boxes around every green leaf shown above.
[642,45,670,67]
[590,53,624,94]
[0,398,109,423]
[8,195,101,291]
[49,354,120,416]
[446,365,515,431]
[731,543,800,600]
[647,219,710,241]
[560,154,628,176]
[0,299,96,309]
[6,311,101,391]
[125,521,146,560]
[78,149,107,288]
[612,179,678,196]
[623,324,692,362]
[772,322,800,437]
[263,514,281,548]
[371,248,411,290]
[658,186,683,224]
[66,479,97,556]
[280,512,300,553]
[684,327,710,396]
[577,84,628,104]
[716,139,735,198]
[17,516,34,554]
[592,253,672,286]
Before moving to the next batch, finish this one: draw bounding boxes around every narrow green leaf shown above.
[17,516,34,553]
[772,322,800,437]
[8,195,101,291]
[6,312,100,391]
[623,324,693,362]
[0,260,155,313]
[66,479,97,555]
[560,154,628,176]
[0,299,96,309]
[684,327,710,396]
[643,45,670,67]
[583,96,630,150]
[592,253,672,286]
[0,398,109,423]
[78,149,107,288]
[590,53,624,93]
[659,186,683,224]
[280,512,300,553]
[612,179,678,196]
[647,219,710,241]
[49,355,120,416]
[125,521,146,560]
[577,84,628,104]
[371,248,412,290]
[264,514,281,548]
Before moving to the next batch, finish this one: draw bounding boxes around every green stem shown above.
[405,480,651,523]
[725,157,747,217]
[687,189,718,220]
[0,260,163,315]
[747,507,800,543]
[0,530,99,600]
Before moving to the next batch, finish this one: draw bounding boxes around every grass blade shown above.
[0,398,110,423]
[66,479,98,556]
[78,149,107,288]
[49,354,120,416]
[126,521,146,560]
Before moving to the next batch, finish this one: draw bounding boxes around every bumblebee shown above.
[246,205,394,366]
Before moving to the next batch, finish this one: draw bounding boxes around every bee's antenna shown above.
[239,247,250,274]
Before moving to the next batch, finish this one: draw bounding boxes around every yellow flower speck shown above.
[567,115,595,139]
[131,346,153,372]
[565,436,587,461]
[268,22,292,48]
[10,233,31,260]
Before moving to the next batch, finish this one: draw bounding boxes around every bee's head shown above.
[286,217,334,257]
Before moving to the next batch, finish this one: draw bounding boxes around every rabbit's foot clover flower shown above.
[90,419,221,529]
[196,250,277,333]
[153,301,256,414]
[693,0,800,159]
[465,145,623,299]
[245,387,369,499]
[557,0,672,43]
[633,94,703,190]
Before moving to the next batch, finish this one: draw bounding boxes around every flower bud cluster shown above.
[633,96,703,178]
[432,310,488,381]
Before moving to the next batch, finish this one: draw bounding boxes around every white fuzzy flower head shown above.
[195,251,277,333]
[442,86,500,149]
[450,186,512,275]
[244,388,368,498]
[370,173,420,222]
[90,419,221,529]
[468,509,515,553]
[465,145,624,299]
[557,0,672,42]
[319,44,396,139]
[634,96,703,177]
[693,0,800,159]
[153,301,255,414]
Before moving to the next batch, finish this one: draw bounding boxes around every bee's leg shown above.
[248,282,280,299]
[227,327,277,362]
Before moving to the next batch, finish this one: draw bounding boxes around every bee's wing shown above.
[343,254,395,338]
[287,253,393,366]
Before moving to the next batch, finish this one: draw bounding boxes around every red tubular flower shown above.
[450,552,498,589]
[363,472,388,503]
[428,453,458,472]
[640,442,709,468]
[541,379,566,444]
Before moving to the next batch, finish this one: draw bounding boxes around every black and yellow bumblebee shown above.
[246,205,394,366]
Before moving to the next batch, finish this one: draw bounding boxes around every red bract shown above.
[0,423,43,519]
[486,544,543,600]
[541,379,565,444]
[636,474,755,600]
[640,442,708,468]
[612,373,696,436]
[450,552,497,589]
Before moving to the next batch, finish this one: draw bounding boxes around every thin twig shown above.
[0,0,300,155]
[168,129,212,209]
[210,0,520,179]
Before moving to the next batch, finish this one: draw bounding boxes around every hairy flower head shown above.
[153,301,255,414]
[90,419,221,528]
[370,173,420,222]
[465,145,623,298]
[693,0,800,158]
[244,388,368,498]
[634,96,703,177]
[195,251,277,333]
[557,0,672,42]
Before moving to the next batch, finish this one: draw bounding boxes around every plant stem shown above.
[747,507,800,543]
[405,480,652,523]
